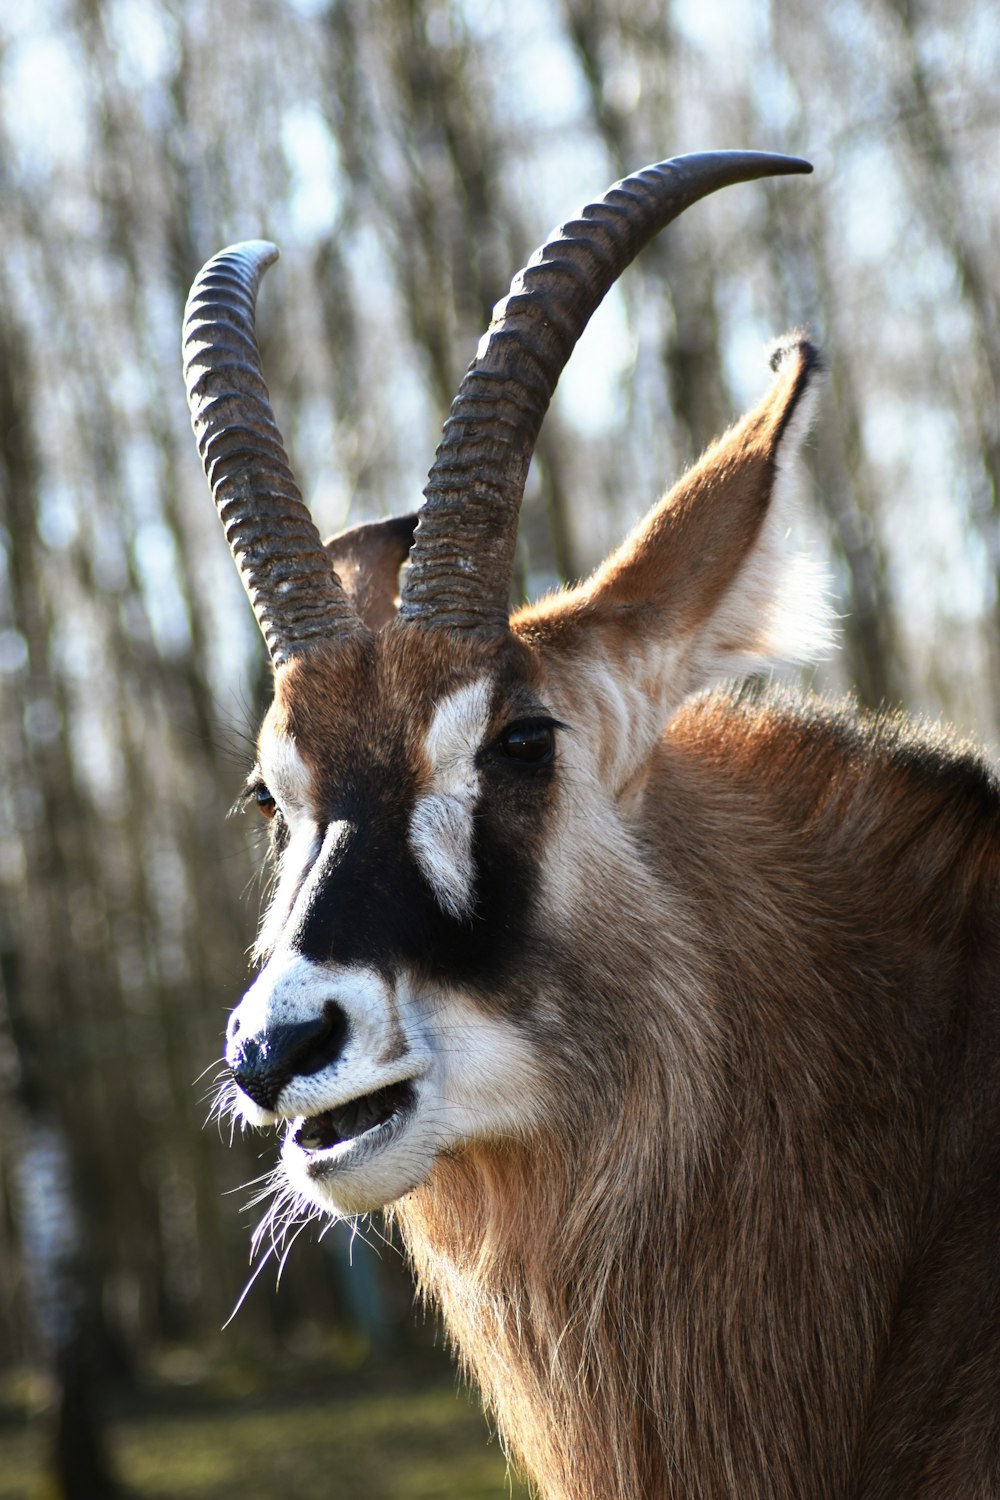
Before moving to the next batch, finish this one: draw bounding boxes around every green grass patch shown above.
[0,1383,531,1500]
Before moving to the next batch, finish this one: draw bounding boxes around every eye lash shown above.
[229,775,289,864]
[494,714,570,743]
[502,713,568,733]
[481,714,569,771]
[229,784,256,819]
[231,774,264,818]
[230,771,284,822]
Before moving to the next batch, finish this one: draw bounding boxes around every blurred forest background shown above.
[1,0,998,1495]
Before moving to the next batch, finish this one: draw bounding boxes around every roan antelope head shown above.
[184,152,820,1218]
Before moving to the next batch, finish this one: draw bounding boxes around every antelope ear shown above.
[324,513,418,631]
[591,337,830,678]
[520,338,831,679]
[515,339,833,786]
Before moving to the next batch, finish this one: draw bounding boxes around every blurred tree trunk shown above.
[563,0,732,456]
[0,302,121,1498]
[880,0,1000,707]
[759,172,902,709]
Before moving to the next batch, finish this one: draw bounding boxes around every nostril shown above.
[230,1035,266,1104]
[228,1012,241,1039]
[229,1003,350,1113]
[294,1001,349,1077]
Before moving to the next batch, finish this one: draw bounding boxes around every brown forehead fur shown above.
[263,622,546,796]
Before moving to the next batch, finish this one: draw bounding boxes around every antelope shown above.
[183,153,1000,1499]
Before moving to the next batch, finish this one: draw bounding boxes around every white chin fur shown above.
[275,990,544,1218]
[240,1098,279,1129]
[281,1101,438,1216]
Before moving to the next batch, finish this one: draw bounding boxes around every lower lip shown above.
[288,1096,416,1176]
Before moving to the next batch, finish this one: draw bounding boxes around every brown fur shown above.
[239,345,1000,1497]
[390,358,999,1497]
[323,513,417,632]
[266,625,544,814]
[398,690,1000,1499]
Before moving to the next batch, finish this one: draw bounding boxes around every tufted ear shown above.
[580,338,830,678]
[324,513,418,632]
[514,339,833,791]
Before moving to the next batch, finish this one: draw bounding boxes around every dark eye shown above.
[497,720,556,765]
[254,784,278,819]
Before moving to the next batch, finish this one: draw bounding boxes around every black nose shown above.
[228,1003,349,1112]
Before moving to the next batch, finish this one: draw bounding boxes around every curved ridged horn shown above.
[398,150,813,636]
[183,241,362,666]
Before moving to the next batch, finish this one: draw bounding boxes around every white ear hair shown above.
[515,338,835,794]
[685,346,835,689]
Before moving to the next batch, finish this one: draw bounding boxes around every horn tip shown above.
[673,149,813,179]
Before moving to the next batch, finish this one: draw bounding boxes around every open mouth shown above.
[292,1078,416,1157]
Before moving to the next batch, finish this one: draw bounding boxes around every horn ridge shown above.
[183,240,362,666]
[399,150,812,635]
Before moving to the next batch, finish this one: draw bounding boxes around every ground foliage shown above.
[0,1375,529,1499]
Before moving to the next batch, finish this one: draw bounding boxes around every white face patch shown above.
[260,728,314,813]
[426,988,543,1142]
[409,678,493,920]
[252,729,345,962]
[254,814,321,963]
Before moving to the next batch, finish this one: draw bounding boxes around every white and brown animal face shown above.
[184,153,826,1218]
[231,629,557,1214]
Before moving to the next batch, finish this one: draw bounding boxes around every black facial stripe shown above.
[291,802,434,970]
[283,770,552,1002]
